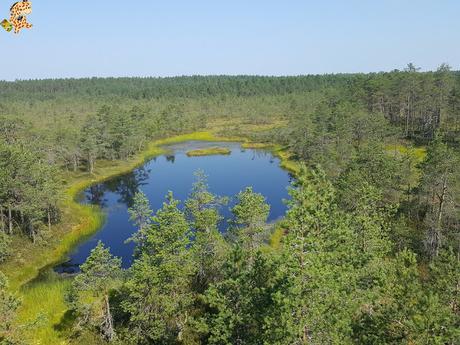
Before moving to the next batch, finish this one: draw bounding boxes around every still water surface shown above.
[56,141,293,273]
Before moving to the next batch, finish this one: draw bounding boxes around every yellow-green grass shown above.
[208,118,288,134]
[269,226,286,250]
[386,143,427,187]
[271,146,301,175]
[154,131,244,145]
[17,272,73,345]
[186,147,232,157]
[1,130,298,344]
[241,142,274,149]
[385,143,427,162]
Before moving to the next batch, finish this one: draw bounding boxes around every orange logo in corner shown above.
[2,0,32,34]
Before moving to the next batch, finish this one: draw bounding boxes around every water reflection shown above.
[55,141,293,273]
[165,155,176,163]
[85,167,150,208]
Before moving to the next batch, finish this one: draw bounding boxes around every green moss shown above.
[186,147,232,157]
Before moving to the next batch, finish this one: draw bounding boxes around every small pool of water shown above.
[55,141,293,273]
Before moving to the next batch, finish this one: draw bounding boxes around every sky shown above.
[0,0,459,80]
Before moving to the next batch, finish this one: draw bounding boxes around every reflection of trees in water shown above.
[85,167,150,208]
[116,167,150,207]
[86,184,108,208]
[249,149,271,161]
[165,155,175,163]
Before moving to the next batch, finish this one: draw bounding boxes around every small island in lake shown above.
[186,147,232,157]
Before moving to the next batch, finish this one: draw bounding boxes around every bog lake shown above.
[56,141,294,273]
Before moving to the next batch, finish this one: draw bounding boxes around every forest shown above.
[0,64,459,344]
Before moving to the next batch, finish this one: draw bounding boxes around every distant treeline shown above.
[2,66,459,142]
[0,75,351,99]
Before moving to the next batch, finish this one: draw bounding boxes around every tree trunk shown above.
[47,209,52,232]
[454,251,459,314]
[0,206,4,233]
[436,176,448,229]
[89,154,94,174]
[73,154,78,172]
[8,206,12,235]
[101,294,115,341]
[29,220,35,244]
[433,175,448,258]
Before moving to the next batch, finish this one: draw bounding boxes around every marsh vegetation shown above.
[185,147,232,157]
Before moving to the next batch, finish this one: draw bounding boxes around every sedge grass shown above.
[241,142,274,149]
[186,147,232,157]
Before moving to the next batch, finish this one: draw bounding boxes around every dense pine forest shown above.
[1,65,459,344]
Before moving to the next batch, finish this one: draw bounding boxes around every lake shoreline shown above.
[3,131,298,288]
[1,130,298,344]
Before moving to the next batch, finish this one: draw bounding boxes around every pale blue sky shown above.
[0,0,459,80]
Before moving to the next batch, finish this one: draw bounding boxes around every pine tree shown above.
[273,166,359,344]
[418,137,459,259]
[353,250,459,344]
[185,170,228,291]
[127,191,153,258]
[429,248,460,316]
[123,192,193,344]
[202,249,279,345]
[67,241,121,341]
[230,187,270,256]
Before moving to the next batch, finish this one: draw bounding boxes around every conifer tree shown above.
[67,241,121,341]
[123,192,193,344]
[185,170,228,291]
[230,187,270,256]
[419,137,459,259]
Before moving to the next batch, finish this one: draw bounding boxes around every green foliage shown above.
[352,250,459,344]
[0,272,21,344]
[337,143,402,209]
[185,171,228,291]
[229,187,270,253]
[67,242,121,341]
[122,192,193,344]
[127,192,152,258]
[0,232,11,263]
[61,167,459,345]
[429,248,460,315]
[279,167,360,344]
[348,183,393,261]
[202,249,279,344]
[417,137,460,259]
[72,241,122,295]
[0,139,60,242]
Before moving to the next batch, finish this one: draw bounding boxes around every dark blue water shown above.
[56,141,293,273]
